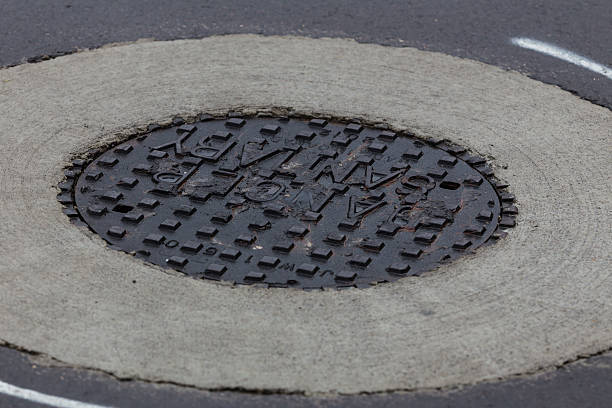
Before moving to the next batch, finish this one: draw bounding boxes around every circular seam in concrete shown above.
[66,116,507,288]
[0,35,610,394]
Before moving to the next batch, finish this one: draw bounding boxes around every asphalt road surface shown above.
[0,1,610,407]
[2,0,610,108]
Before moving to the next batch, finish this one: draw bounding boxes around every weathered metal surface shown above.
[59,115,514,289]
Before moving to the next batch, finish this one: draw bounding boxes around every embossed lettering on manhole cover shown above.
[57,115,516,289]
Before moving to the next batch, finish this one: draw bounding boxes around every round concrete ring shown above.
[0,35,610,394]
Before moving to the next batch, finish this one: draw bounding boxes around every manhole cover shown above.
[58,115,516,289]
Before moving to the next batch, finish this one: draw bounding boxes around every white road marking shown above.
[511,37,612,80]
[0,380,113,408]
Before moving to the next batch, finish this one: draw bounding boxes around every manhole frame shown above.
[57,109,517,290]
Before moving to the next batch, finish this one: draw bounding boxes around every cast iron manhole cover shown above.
[58,115,516,289]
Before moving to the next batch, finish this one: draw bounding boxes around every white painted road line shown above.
[0,380,113,408]
[511,37,612,80]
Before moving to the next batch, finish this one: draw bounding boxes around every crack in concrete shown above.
[3,339,612,397]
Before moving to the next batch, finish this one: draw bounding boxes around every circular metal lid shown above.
[60,115,514,289]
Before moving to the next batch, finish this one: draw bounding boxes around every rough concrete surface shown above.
[0,35,610,394]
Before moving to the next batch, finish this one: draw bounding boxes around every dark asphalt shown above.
[1,0,611,407]
[1,0,611,108]
[2,345,612,408]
